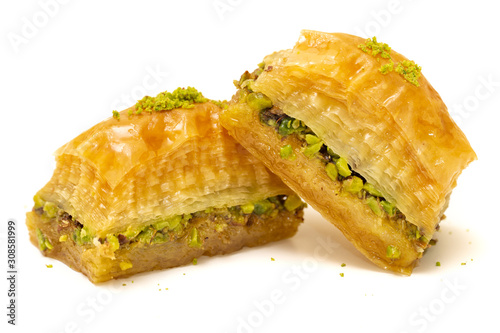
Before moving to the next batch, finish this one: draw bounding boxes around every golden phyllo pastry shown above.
[26,87,305,283]
[220,31,477,274]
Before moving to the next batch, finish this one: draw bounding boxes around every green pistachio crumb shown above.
[413,229,420,240]
[33,194,45,209]
[271,257,275,261]
[43,201,58,219]
[240,79,256,92]
[132,87,207,115]
[44,239,53,250]
[340,273,344,277]
[379,59,394,74]
[335,157,351,177]
[59,235,68,242]
[461,262,466,266]
[358,37,391,59]
[107,234,120,252]
[167,215,182,230]
[284,194,303,212]
[381,201,396,216]
[210,99,229,110]
[343,176,364,194]
[291,119,302,129]
[215,223,226,232]
[436,262,441,266]
[363,183,383,197]
[327,148,340,160]
[358,37,421,86]
[80,227,92,243]
[246,92,273,111]
[395,60,422,87]
[188,228,203,248]
[386,245,401,259]
[253,200,274,215]
[36,228,47,251]
[119,260,133,271]
[112,110,120,120]
[280,144,296,160]
[325,163,338,181]
[278,117,298,136]
[341,263,346,267]
[366,196,383,216]
[303,141,323,158]
[241,203,255,214]
[46,264,53,268]
[192,258,198,265]
[305,134,321,145]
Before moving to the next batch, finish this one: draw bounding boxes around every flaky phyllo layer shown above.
[34,99,296,238]
[221,31,476,274]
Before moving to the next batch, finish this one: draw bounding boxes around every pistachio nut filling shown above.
[32,194,306,259]
[234,65,437,256]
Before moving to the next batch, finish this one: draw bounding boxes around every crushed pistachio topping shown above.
[358,36,391,59]
[379,59,394,74]
[112,110,120,120]
[117,87,207,117]
[395,60,422,87]
[358,37,422,86]
[210,99,229,110]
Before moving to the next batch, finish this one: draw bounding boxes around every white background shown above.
[1,1,499,332]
